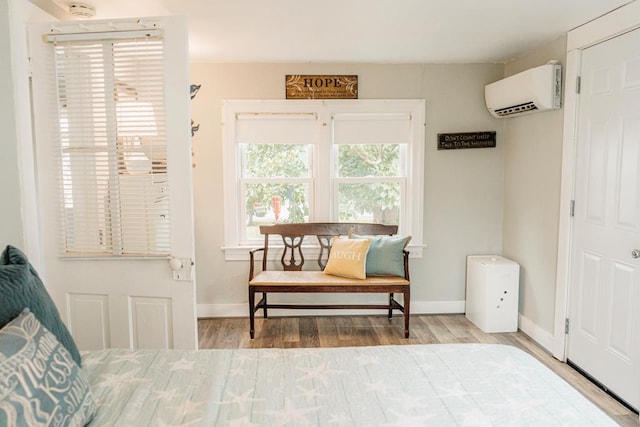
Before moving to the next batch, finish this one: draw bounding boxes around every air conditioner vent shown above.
[494,102,539,117]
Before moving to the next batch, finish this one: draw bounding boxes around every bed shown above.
[0,245,620,426]
[79,343,617,426]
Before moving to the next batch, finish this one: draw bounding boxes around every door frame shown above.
[553,0,640,360]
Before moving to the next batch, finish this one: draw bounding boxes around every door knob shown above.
[632,249,640,259]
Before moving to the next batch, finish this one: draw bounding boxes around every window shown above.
[333,113,411,225]
[237,113,316,241]
[222,100,425,259]
[46,28,170,257]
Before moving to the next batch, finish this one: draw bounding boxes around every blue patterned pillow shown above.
[0,310,96,427]
[349,233,411,276]
[0,245,82,365]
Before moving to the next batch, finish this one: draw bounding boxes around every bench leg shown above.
[249,286,255,339]
[263,292,268,318]
[388,293,394,319]
[403,288,411,338]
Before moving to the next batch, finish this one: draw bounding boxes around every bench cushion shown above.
[250,271,409,287]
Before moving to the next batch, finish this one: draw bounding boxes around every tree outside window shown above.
[337,144,401,224]
[242,144,310,229]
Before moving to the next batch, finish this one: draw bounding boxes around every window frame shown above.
[222,99,425,260]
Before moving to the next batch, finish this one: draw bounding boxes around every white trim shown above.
[412,300,465,314]
[45,29,163,43]
[197,299,464,318]
[10,0,43,270]
[519,313,555,354]
[567,1,640,51]
[554,1,640,361]
[553,49,580,360]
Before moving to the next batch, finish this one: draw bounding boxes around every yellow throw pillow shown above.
[323,237,370,280]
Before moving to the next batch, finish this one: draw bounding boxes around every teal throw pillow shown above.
[0,309,96,427]
[0,245,82,365]
[349,233,411,276]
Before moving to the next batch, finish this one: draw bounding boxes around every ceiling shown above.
[42,0,633,63]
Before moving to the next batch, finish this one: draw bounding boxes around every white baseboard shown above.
[197,300,465,318]
[411,300,466,314]
[518,313,555,353]
[198,303,248,318]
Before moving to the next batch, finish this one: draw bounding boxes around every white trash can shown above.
[465,255,520,333]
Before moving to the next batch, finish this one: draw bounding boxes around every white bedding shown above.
[82,343,616,426]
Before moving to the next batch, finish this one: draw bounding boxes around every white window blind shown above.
[332,113,412,144]
[49,29,170,257]
[236,113,317,144]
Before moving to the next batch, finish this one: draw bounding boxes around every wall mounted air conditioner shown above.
[485,63,562,118]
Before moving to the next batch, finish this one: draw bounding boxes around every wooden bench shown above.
[248,223,410,339]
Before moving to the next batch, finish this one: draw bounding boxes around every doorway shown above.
[563,25,640,412]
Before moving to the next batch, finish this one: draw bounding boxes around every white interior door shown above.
[568,27,640,410]
[28,17,198,351]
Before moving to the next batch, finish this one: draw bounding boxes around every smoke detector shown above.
[68,2,96,18]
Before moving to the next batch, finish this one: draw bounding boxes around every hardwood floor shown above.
[198,314,639,426]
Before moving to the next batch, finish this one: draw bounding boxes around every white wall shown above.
[0,0,25,249]
[502,37,567,345]
[190,63,506,315]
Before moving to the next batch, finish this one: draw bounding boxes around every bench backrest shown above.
[259,222,398,271]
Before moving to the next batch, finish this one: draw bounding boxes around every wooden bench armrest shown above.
[403,249,410,281]
[249,247,265,281]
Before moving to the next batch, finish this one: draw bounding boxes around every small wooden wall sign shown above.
[437,131,496,150]
[286,75,358,99]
